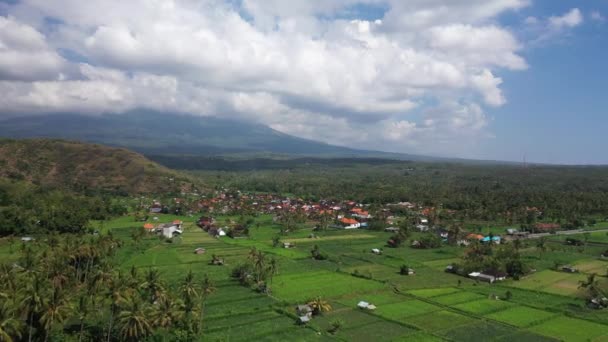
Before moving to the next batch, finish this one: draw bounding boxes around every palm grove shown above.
[0,233,216,341]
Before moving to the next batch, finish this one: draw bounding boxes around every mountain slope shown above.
[0,139,194,194]
[0,110,433,159]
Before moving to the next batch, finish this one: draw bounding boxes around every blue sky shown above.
[0,0,606,164]
[482,1,608,164]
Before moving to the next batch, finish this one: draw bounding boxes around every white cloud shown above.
[0,0,537,157]
[591,11,605,22]
[0,16,69,81]
[549,8,583,29]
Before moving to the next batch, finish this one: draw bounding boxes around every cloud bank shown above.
[0,1,584,157]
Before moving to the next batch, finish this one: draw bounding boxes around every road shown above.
[526,228,608,239]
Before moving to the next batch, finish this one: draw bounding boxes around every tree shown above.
[117,296,152,342]
[198,274,215,333]
[536,237,547,260]
[0,302,22,342]
[328,319,344,334]
[151,296,181,329]
[76,296,89,342]
[140,268,166,304]
[272,235,281,248]
[21,275,45,342]
[40,288,72,341]
[306,297,332,316]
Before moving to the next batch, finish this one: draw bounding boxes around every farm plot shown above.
[574,259,608,274]
[528,316,608,342]
[406,310,475,332]
[407,287,460,298]
[373,299,443,320]
[271,270,385,302]
[452,298,516,315]
[429,291,486,306]
[437,321,515,342]
[339,321,417,342]
[484,306,558,328]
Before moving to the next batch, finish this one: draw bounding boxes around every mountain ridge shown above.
[0,110,445,160]
[0,138,197,194]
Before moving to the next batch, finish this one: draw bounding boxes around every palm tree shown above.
[140,268,166,304]
[40,289,72,342]
[536,237,547,259]
[306,297,332,316]
[178,271,199,333]
[151,296,182,329]
[267,258,278,290]
[198,274,216,333]
[76,296,89,342]
[117,296,152,342]
[21,275,45,342]
[0,302,22,342]
[179,270,199,303]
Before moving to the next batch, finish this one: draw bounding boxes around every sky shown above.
[0,0,606,164]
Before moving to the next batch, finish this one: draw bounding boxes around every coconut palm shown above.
[21,275,45,342]
[151,296,182,329]
[306,297,332,316]
[116,296,152,342]
[40,289,72,342]
[76,296,89,342]
[140,268,166,304]
[198,274,216,333]
[0,302,22,342]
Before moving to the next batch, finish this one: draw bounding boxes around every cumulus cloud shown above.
[0,0,575,157]
[549,8,583,29]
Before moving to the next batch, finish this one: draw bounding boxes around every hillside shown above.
[0,111,439,160]
[0,139,194,194]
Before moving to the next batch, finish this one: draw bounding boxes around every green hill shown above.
[0,139,195,194]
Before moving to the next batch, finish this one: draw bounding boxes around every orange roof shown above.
[173,220,183,224]
[340,218,359,225]
[351,208,364,213]
[466,234,484,240]
[143,223,155,229]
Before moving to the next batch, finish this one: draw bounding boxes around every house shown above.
[296,305,313,316]
[420,218,429,225]
[385,227,400,233]
[150,202,163,213]
[535,223,561,231]
[21,237,34,242]
[481,236,502,244]
[466,233,484,241]
[298,315,311,324]
[339,218,361,229]
[283,242,295,249]
[561,265,579,273]
[194,247,206,254]
[468,272,497,283]
[357,301,376,310]
[371,248,382,255]
[506,228,518,235]
[143,223,155,231]
[158,223,183,239]
[351,208,371,219]
[416,224,429,232]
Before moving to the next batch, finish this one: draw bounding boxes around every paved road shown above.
[527,228,608,239]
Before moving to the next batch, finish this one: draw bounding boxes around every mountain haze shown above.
[0,111,439,160]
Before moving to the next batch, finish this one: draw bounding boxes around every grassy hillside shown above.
[0,138,195,194]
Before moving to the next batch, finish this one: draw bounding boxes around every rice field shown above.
[72,214,608,341]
